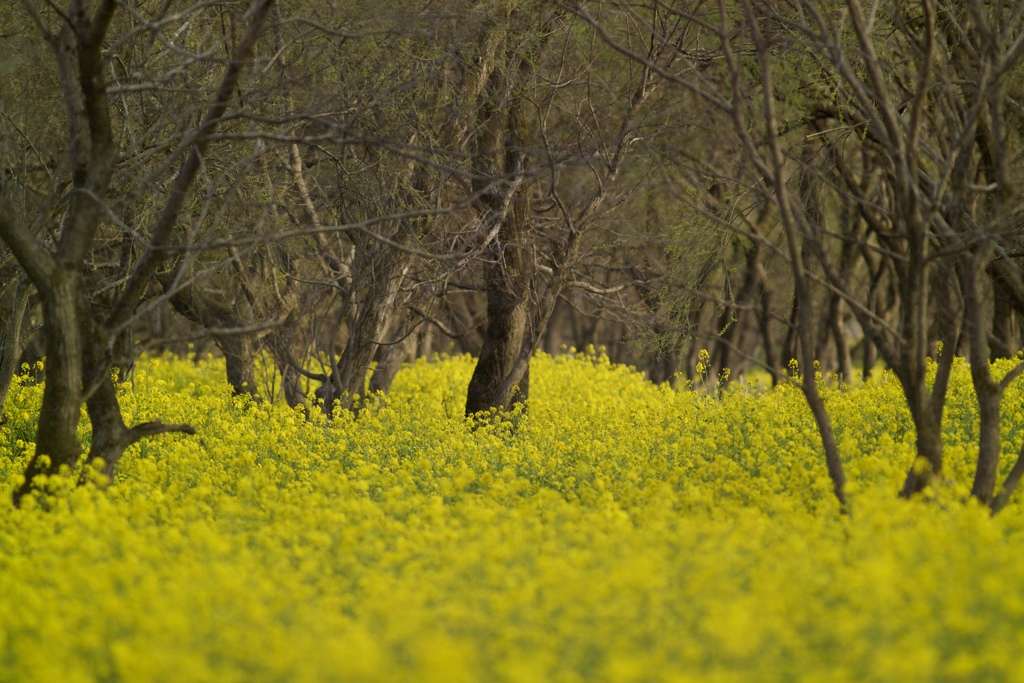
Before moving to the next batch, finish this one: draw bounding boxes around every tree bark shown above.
[961,251,1020,504]
[899,388,945,496]
[265,324,306,410]
[12,274,85,505]
[217,332,259,399]
[369,321,416,396]
[991,441,1024,514]
[166,284,259,398]
[733,5,847,507]
[328,234,413,413]
[465,99,533,415]
[0,280,31,419]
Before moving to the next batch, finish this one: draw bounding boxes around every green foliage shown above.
[0,352,1023,681]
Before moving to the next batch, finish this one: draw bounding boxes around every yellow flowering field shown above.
[1,352,1024,682]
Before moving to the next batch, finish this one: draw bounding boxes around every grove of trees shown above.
[3,0,1024,512]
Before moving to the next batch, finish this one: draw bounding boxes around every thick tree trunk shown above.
[464,192,533,413]
[83,336,132,478]
[973,385,1003,502]
[899,389,945,496]
[4,0,271,504]
[897,353,947,497]
[216,333,258,399]
[465,62,534,416]
[331,267,408,410]
[465,247,533,414]
[896,293,962,497]
[13,274,86,505]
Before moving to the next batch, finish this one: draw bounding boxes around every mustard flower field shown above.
[2,352,1024,682]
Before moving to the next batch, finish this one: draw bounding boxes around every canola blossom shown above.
[1,351,1024,682]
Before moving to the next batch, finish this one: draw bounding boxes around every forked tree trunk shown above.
[465,90,534,415]
[80,311,194,480]
[959,251,1024,504]
[330,241,413,413]
[369,324,417,396]
[265,325,306,410]
[897,277,960,498]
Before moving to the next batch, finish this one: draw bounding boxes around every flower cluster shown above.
[0,351,1022,682]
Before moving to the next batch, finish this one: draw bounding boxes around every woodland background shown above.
[2,0,1024,508]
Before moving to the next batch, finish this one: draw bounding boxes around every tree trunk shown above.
[465,241,533,414]
[0,280,31,418]
[331,260,409,411]
[319,213,415,414]
[83,332,132,478]
[13,273,85,505]
[3,0,272,504]
[81,312,193,480]
[369,324,416,396]
[826,295,853,383]
[781,289,799,371]
[714,242,761,378]
[166,284,259,398]
[265,325,306,410]
[861,333,876,382]
[216,333,258,399]
[465,61,534,415]
[991,281,1015,360]
[899,389,945,496]
[991,441,1024,514]
[756,277,781,385]
[962,251,1014,504]
[973,384,1003,503]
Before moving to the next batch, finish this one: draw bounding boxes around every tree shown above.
[582,0,1024,509]
[0,0,276,504]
